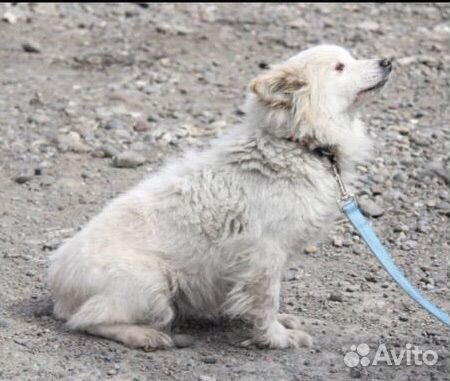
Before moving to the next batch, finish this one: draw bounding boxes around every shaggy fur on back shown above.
[48,45,391,350]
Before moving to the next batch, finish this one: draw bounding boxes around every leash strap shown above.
[341,198,450,328]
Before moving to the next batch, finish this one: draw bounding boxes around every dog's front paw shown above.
[242,321,313,349]
[285,328,313,348]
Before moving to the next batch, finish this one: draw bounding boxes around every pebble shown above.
[2,11,18,24]
[92,145,118,159]
[199,376,216,381]
[357,20,380,32]
[133,119,151,132]
[432,23,450,41]
[22,41,41,54]
[345,284,360,293]
[332,237,343,248]
[359,197,384,217]
[304,245,318,254]
[156,132,173,147]
[329,292,344,302]
[42,239,61,251]
[173,334,194,348]
[364,275,378,283]
[0,319,10,328]
[112,151,146,168]
[103,119,125,130]
[409,133,430,147]
[370,184,384,195]
[14,175,32,184]
[393,171,408,183]
[286,268,300,281]
[55,132,91,153]
[201,357,217,364]
[426,200,436,208]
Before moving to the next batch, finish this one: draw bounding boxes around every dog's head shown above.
[247,45,391,139]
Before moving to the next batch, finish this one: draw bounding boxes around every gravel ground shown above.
[0,3,449,381]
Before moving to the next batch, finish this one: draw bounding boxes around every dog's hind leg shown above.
[220,239,312,349]
[85,323,173,351]
[63,261,180,351]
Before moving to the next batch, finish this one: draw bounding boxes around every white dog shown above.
[48,45,391,350]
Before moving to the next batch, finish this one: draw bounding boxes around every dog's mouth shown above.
[357,77,388,96]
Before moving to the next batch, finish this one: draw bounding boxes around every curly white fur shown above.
[47,45,391,350]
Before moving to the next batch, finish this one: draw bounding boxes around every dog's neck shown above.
[284,135,340,171]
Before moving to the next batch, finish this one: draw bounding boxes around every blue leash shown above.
[331,165,450,328]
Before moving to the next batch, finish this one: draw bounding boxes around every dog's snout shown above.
[379,58,392,72]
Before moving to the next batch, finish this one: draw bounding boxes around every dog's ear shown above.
[249,67,306,108]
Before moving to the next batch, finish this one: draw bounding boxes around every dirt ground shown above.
[0,3,449,381]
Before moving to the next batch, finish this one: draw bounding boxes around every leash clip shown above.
[331,164,354,208]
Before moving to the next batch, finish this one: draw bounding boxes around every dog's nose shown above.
[379,58,392,72]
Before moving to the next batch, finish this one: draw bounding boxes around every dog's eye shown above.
[335,63,345,72]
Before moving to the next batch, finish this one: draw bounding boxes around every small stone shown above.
[357,20,380,32]
[199,376,216,381]
[364,275,378,283]
[397,126,410,135]
[107,369,117,376]
[345,284,360,293]
[399,315,409,322]
[235,107,245,116]
[22,41,41,53]
[359,197,384,218]
[288,18,307,29]
[304,245,318,254]
[173,334,194,348]
[155,22,171,34]
[432,23,450,41]
[2,11,18,24]
[329,292,344,302]
[174,25,192,36]
[55,132,91,153]
[156,132,173,147]
[409,133,430,147]
[112,151,146,168]
[402,240,417,251]
[286,268,300,281]
[370,184,384,196]
[0,319,10,328]
[393,171,408,182]
[14,175,32,184]
[103,119,125,130]
[332,237,343,248]
[42,239,61,251]
[201,357,217,364]
[92,145,118,159]
[133,119,151,132]
[426,200,436,208]
[39,175,55,187]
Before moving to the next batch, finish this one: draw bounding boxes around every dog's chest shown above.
[249,165,340,246]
